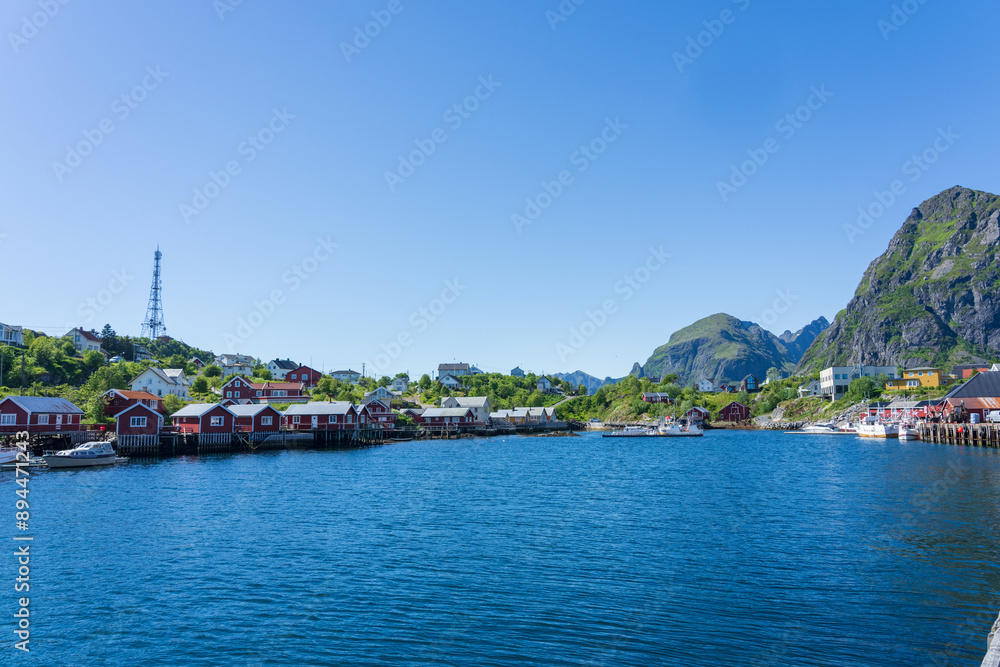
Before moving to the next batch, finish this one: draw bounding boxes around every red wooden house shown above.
[287,366,321,389]
[102,389,165,418]
[0,396,84,433]
[114,402,163,436]
[282,402,358,431]
[685,406,711,423]
[718,401,751,422]
[229,404,282,433]
[641,392,673,404]
[221,376,308,404]
[358,399,396,428]
[170,404,236,434]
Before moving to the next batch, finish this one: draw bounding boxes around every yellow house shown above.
[885,367,957,391]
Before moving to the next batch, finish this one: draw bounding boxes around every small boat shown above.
[0,446,21,465]
[799,423,840,434]
[603,419,703,438]
[898,420,920,441]
[857,417,899,439]
[43,441,118,468]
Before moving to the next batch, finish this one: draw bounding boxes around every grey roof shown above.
[2,396,84,414]
[283,402,355,416]
[331,369,359,375]
[422,408,475,418]
[438,363,470,372]
[447,396,490,408]
[269,358,299,370]
[171,403,232,418]
[943,372,1000,400]
[227,404,279,417]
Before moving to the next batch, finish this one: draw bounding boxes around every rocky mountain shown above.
[799,186,1000,371]
[554,371,623,395]
[637,313,828,384]
[779,316,830,360]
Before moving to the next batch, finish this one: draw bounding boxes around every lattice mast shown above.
[140,246,166,339]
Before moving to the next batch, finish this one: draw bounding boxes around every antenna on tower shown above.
[141,246,166,339]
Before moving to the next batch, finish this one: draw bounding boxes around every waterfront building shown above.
[358,399,395,428]
[170,403,236,434]
[114,402,163,436]
[102,389,165,418]
[819,365,898,401]
[686,406,711,423]
[442,396,492,423]
[421,407,478,427]
[0,396,84,433]
[718,402,751,422]
[228,404,282,433]
[283,402,358,430]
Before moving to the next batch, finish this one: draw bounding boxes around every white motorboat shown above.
[898,420,920,441]
[603,419,703,438]
[0,446,21,465]
[799,423,840,434]
[43,441,118,468]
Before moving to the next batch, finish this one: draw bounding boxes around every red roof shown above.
[109,390,162,401]
[251,382,305,391]
[77,329,101,342]
[945,397,1000,411]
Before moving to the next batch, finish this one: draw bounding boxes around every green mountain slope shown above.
[799,186,1000,371]
[640,313,827,383]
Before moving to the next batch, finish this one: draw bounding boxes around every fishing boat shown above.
[857,417,899,439]
[898,419,920,441]
[43,441,119,468]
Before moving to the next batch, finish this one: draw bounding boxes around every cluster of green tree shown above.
[1,332,107,387]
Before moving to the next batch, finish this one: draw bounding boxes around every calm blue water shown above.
[6,430,1000,666]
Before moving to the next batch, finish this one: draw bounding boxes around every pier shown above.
[917,423,1000,447]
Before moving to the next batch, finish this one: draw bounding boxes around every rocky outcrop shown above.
[799,186,1000,371]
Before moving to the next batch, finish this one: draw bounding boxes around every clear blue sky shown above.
[2,0,998,379]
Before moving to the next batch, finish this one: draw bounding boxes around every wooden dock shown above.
[918,423,1000,447]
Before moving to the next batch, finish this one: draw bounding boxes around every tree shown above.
[419,374,432,390]
[163,394,185,416]
[254,368,273,381]
[767,367,781,383]
[191,377,209,394]
[846,376,882,403]
[203,364,221,378]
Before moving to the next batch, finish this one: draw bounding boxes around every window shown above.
[256,391,262,397]
[346,416,353,424]
[226,391,232,398]
[328,416,337,423]
[38,415,49,425]
[130,416,147,428]
[0,415,15,425]
[275,390,285,397]
[292,416,301,424]
[261,416,272,426]
[290,374,297,380]
[235,392,241,398]
[210,416,223,426]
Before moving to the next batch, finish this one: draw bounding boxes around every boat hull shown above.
[43,454,117,468]
[857,425,899,439]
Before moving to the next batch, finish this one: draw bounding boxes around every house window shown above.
[261,416,272,426]
[38,415,49,425]
[292,416,301,424]
[226,391,232,398]
[256,391,262,397]
[275,390,285,397]
[290,374,296,380]
[130,416,147,428]
[328,416,337,423]
[0,415,15,425]
[346,416,353,424]
[235,392,241,398]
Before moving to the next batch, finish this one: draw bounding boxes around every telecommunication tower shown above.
[140,246,166,339]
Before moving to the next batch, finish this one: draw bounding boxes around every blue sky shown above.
[2,0,998,379]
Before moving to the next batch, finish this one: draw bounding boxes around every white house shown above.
[66,328,102,353]
[390,377,408,392]
[130,367,191,400]
[364,386,401,404]
[438,363,471,377]
[537,377,553,393]
[439,375,462,389]
[332,369,362,384]
[798,379,822,398]
[442,396,491,424]
[215,353,254,378]
[0,322,24,347]
[819,365,898,401]
[266,358,298,381]
[697,379,715,393]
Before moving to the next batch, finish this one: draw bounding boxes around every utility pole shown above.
[21,350,25,389]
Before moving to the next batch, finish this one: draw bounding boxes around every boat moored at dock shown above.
[43,441,121,468]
